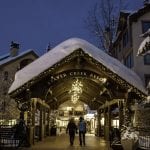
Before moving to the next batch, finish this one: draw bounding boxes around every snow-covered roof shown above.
[120,10,134,14]
[129,3,150,22]
[0,49,38,67]
[137,35,150,56]
[0,53,10,61]
[9,38,147,95]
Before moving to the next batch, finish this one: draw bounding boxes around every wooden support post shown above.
[28,99,36,146]
[31,99,36,145]
[47,109,50,136]
[43,107,46,137]
[123,92,132,127]
[104,102,111,141]
[118,100,124,130]
[97,109,102,137]
[104,101,111,141]
[108,105,111,141]
[39,104,44,141]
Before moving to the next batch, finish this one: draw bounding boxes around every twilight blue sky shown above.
[0,0,143,56]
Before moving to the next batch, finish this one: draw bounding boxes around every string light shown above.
[69,79,83,104]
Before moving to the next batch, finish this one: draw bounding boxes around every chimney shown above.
[10,41,19,57]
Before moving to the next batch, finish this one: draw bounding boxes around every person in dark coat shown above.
[78,116,86,146]
[14,119,30,147]
[66,118,77,146]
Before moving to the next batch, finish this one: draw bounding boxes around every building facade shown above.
[111,3,150,87]
[0,42,38,123]
[8,38,147,144]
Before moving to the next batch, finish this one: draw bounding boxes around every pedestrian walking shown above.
[78,116,86,146]
[14,119,30,148]
[66,117,77,146]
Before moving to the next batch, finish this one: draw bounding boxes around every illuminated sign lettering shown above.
[50,70,106,83]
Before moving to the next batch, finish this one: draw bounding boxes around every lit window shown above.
[144,54,150,65]
[142,21,150,33]
[101,117,104,126]
[112,119,119,128]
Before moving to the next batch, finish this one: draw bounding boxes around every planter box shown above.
[121,139,136,150]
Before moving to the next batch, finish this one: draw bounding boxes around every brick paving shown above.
[22,134,112,150]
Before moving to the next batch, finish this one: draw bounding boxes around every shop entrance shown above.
[54,100,97,135]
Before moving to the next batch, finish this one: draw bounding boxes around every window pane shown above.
[144,54,150,65]
[20,59,33,69]
[142,21,150,33]
[145,74,150,86]
[124,52,134,68]
[123,31,128,47]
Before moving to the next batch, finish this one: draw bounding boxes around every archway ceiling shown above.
[29,57,126,110]
[46,77,106,109]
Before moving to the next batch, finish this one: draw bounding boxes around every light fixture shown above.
[101,117,105,126]
[100,78,107,84]
[69,79,83,104]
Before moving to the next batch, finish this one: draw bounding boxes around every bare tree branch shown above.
[85,0,127,52]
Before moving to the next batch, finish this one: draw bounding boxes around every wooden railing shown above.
[138,136,150,149]
[135,127,150,149]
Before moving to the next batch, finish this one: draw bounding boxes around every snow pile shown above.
[147,96,150,103]
[137,28,150,56]
[137,36,150,56]
[121,126,138,141]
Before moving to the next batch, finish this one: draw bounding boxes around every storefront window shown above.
[112,119,119,128]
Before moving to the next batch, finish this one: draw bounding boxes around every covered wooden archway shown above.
[8,38,147,144]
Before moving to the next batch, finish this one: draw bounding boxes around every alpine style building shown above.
[0,42,38,123]
[110,3,150,87]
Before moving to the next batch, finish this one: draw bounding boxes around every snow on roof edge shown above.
[0,49,38,67]
[9,38,147,95]
[137,36,150,56]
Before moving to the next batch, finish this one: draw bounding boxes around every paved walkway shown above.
[23,134,112,150]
